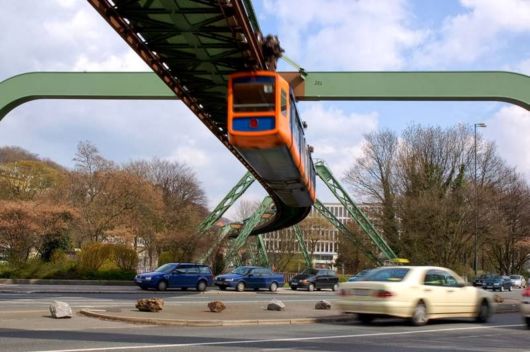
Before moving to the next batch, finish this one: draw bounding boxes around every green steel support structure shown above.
[292,224,313,268]
[315,161,397,260]
[313,199,381,265]
[256,235,270,267]
[224,197,273,267]
[2,71,530,120]
[198,172,255,233]
[199,224,233,264]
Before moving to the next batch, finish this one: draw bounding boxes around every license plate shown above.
[291,283,298,286]
[352,289,370,296]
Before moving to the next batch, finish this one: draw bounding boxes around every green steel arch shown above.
[1,71,530,121]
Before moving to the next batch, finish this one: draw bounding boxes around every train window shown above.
[281,90,287,116]
[233,76,275,112]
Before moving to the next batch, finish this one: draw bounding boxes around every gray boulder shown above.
[315,300,332,310]
[49,301,72,319]
[267,299,286,311]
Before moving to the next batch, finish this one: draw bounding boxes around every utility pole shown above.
[474,122,486,277]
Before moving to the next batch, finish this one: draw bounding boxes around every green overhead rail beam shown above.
[2,71,530,120]
[313,199,381,265]
[0,72,174,119]
[315,161,397,260]
[198,172,255,233]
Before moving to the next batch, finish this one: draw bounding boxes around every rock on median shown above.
[267,299,285,311]
[136,298,164,312]
[208,301,226,313]
[315,300,332,310]
[49,301,72,318]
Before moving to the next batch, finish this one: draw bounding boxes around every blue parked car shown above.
[215,266,284,292]
[134,263,213,291]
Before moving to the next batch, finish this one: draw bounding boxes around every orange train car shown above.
[227,71,316,207]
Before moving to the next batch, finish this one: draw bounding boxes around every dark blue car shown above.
[134,263,213,291]
[215,266,284,292]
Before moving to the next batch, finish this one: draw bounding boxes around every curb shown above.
[0,279,132,286]
[79,309,357,327]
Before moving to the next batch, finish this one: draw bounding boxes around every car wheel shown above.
[526,317,530,329]
[358,314,374,324]
[475,300,490,323]
[218,286,226,291]
[291,286,297,291]
[269,282,278,292]
[410,302,428,326]
[196,280,207,292]
[332,283,338,292]
[308,283,315,292]
[236,282,245,292]
[157,280,168,291]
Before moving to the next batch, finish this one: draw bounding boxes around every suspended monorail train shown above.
[227,71,316,207]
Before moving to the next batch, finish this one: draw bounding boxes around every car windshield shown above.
[301,269,318,276]
[232,267,252,275]
[154,263,176,273]
[362,268,410,282]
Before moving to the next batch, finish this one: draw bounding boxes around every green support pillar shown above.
[292,225,312,268]
[199,224,233,264]
[198,172,255,233]
[224,197,273,267]
[256,235,269,267]
[315,161,396,260]
[313,199,381,265]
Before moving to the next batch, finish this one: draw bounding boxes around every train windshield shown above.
[233,76,275,112]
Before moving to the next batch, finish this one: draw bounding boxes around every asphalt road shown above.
[0,286,527,352]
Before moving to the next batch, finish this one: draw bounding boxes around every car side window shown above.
[186,266,199,274]
[443,273,459,287]
[199,266,211,274]
[424,270,444,286]
[173,266,185,274]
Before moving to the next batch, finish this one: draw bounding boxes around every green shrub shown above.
[78,243,114,271]
[112,244,139,272]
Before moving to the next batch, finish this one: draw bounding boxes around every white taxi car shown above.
[336,266,494,326]
[521,284,530,328]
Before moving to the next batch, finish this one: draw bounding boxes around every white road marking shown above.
[28,323,524,352]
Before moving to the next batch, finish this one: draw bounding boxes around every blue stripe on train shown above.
[233,117,275,131]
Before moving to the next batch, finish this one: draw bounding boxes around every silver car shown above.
[510,275,527,289]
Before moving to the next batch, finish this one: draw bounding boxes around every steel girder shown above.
[315,161,397,261]
[313,199,380,265]
[197,171,255,233]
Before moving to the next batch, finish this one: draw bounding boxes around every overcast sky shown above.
[1,0,530,216]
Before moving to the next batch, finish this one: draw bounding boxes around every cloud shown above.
[301,102,379,177]
[486,105,530,178]
[263,0,425,70]
[414,0,530,68]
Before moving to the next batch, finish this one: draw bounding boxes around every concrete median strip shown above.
[79,308,356,327]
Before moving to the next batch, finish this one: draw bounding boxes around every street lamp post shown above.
[474,122,486,277]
